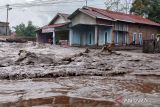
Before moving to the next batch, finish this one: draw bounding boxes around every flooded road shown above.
[0,43,160,107]
[0,76,159,107]
[1,96,114,107]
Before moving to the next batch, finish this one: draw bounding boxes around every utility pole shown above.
[6,4,12,36]
[85,0,88,6]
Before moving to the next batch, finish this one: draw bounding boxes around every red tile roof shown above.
[36,23,67,31]
[81,6,160,26]
[42,23,66,29]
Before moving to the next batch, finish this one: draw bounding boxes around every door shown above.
[105,32,108,44]
[139,33,143,45]
[133,33,137,45]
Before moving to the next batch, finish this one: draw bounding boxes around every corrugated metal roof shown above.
[81,6,160,26]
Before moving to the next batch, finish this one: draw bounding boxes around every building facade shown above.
[68,7,160,47]
[37,7,160,47]
[36,13,70,44]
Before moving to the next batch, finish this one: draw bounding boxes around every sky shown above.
[0,0,107,28]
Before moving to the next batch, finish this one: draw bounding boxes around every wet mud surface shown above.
[0,43,160,107]
[0,96,114,107]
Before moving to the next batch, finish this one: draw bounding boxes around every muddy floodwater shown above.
[0,43,160,107]
[0,76,160,107]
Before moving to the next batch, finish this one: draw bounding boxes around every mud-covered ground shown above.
[0,42,160,107]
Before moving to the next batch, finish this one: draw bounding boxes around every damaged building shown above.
[36,13,70,45]
[37,6,160,47]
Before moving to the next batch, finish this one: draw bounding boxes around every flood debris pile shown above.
[0,43,160,107]
[0,43,160,80]
[15,50,55,65]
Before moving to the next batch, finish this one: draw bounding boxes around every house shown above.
[68,6,160,46]
[0,21,9,36]
[36,13,70,44]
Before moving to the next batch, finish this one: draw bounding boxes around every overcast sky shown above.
[0,0,107,28]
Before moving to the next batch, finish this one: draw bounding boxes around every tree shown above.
[105,0,133,13]
[130,0,160,23]
[14,23,26,37]
[13,21,37,37]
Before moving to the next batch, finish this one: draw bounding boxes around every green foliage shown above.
[13,21,37,37]
[130,0,160,23]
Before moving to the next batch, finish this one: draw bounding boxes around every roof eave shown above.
[96,17,115,21]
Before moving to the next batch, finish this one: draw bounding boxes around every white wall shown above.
[98,27,112,46]
[54,16,66,24]
[0,23,9,35]
[71,12,96,26]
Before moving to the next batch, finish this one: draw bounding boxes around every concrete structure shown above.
[37,6,160,47]
[68,6,160,47]
[0,22,9,36]
[36,13,70,45]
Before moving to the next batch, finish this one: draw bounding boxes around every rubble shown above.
[15,50,55,65]
[0,43,159,80]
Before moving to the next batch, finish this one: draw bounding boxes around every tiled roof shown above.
[80,6,160,26]
[42,23,66,29]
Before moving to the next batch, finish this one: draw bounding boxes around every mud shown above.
[0,96,114,107]
[0,43,160,107]
[0,76,159,107]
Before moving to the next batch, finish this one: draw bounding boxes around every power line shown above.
[0,0,85,9]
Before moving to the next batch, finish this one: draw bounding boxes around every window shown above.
[139,33,143,45]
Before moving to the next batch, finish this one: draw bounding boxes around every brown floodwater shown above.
[0,76,160,107]
[0,96,115,107]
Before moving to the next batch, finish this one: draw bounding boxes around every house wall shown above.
[71,12,96,26]
[0,22,9,35]
[70,25,112,46]
[128,24,159,45]
[98,26,112,46]
[70,25,95,46]
[54,16,66,24]
[97,19,128,46]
